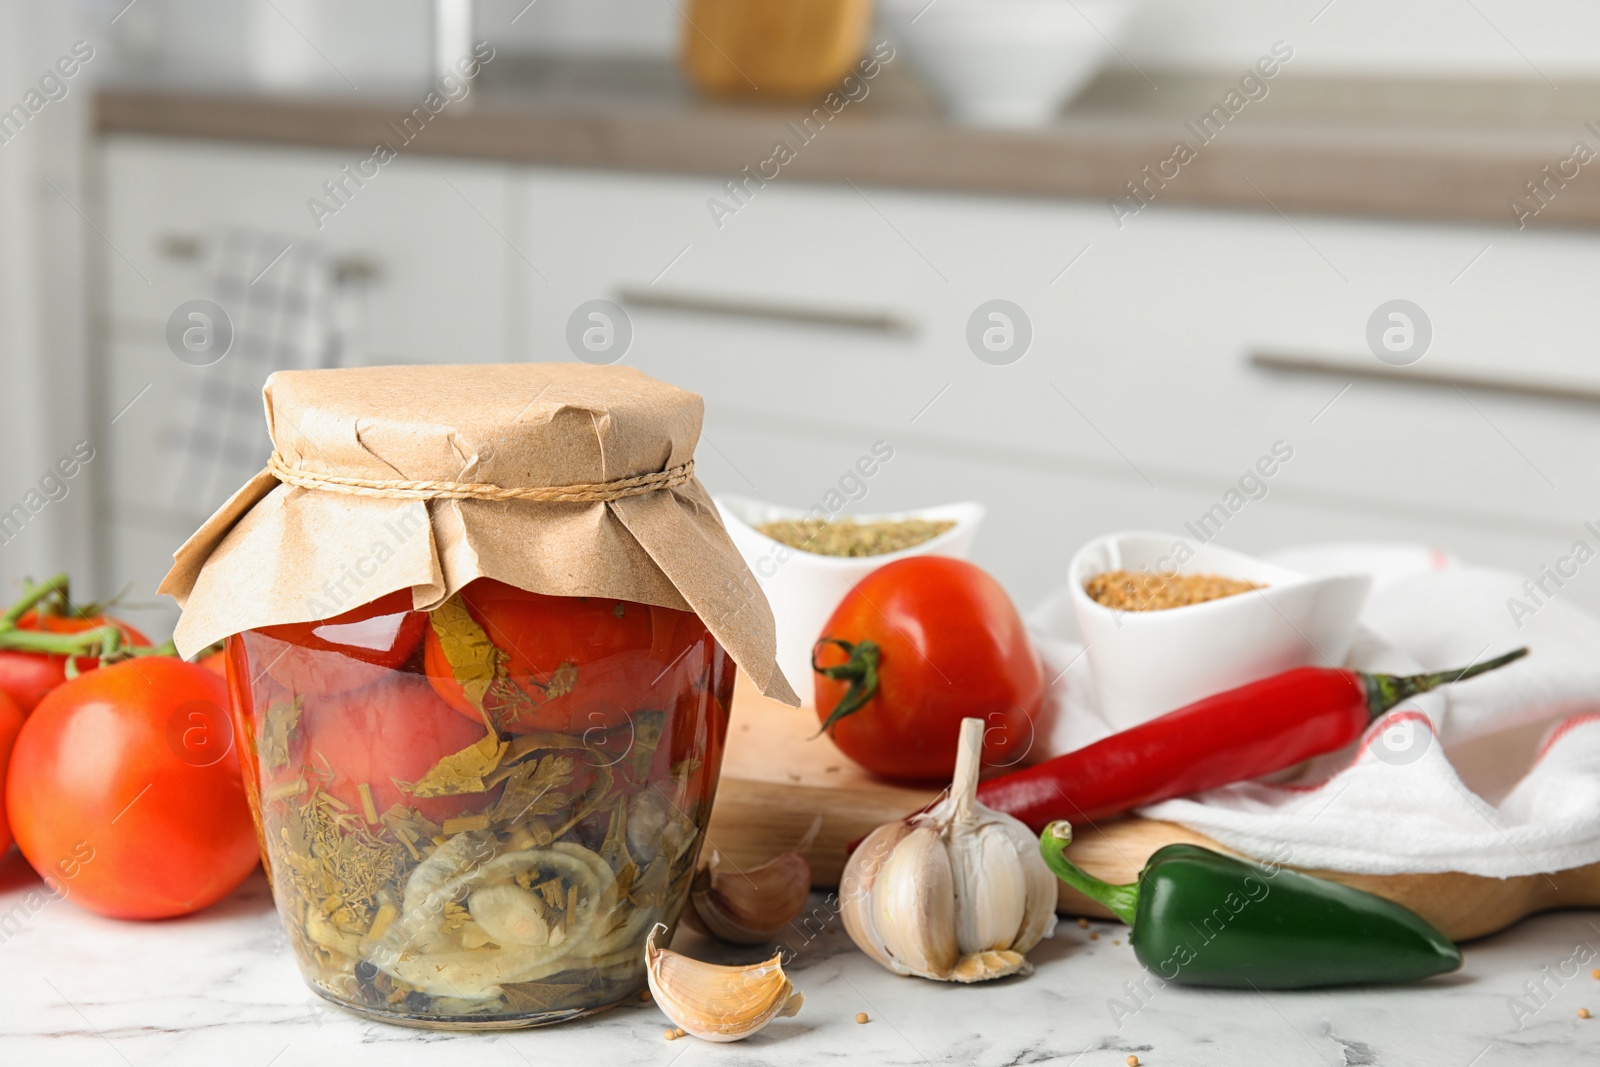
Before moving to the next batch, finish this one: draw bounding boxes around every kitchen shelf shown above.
[95,58,1600,228]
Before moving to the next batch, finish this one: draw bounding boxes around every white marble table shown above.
[2,852,1596,1066]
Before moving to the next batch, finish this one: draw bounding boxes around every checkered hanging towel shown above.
[168,232,335,520]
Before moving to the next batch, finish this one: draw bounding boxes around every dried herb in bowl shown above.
[756,518,954,558]
[1085,569,1261,611]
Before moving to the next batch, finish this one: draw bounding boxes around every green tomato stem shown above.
[0,623,126,659]
[811,637,881,736]
[1,573,70,630]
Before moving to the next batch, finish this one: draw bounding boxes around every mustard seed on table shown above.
[1127,1056,1140,1067]
[856,1012,870,1024]
[1085,570,1261,611]
[1076,917,1089,929]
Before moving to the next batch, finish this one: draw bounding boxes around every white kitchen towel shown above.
[1030,542,1600,877]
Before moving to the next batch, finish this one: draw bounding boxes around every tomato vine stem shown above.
[0,574,172,668]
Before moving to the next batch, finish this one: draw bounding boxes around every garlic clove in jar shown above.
[644,924,803,1042]
[840,717,1058,983]
[468,884,552,947]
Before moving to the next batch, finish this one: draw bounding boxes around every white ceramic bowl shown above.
[879,0,1141,127]
[716,496,985,698]
[1070,532,1372,731]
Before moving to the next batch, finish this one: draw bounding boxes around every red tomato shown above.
[814,556,1043,782]
[300,672,495,824]
[197,650,227,677]
[0,612,150,714]
[0,691,24,854]
[255,589,427,696]
[662,666,734,803]
[423,580,683,734]
[6,659,259,919]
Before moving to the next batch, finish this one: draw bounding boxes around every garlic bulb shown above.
[840,717,1058,982]
[644,924,803,1041]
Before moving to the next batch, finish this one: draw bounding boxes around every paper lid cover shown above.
[159,362,798,705]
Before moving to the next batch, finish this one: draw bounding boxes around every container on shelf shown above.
[680,0,874,96]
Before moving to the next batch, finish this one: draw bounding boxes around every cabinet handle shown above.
[333,254,382,285]
[158,233,204,261]
[616,287,914,336]
[1249,349,1600,406]
[157,236,381,287]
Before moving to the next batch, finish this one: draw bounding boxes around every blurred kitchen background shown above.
[5,0,1600,638]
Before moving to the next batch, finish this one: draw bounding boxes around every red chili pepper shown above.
[977,648,1528,832]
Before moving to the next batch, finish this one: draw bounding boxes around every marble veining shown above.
[1,853,1595,1066]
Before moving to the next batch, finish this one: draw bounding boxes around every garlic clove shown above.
[689,848,812,945]
[1015,828,1062,954]
[468,883,551,947]
[871,825,959,979]
[952,821,1028,954]
[644,924,803,1042]
[839,821,912,974]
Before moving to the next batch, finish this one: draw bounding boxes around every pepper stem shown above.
[1038,821,1140,927]
[1364,646,1529,719]
[812,638,881,735]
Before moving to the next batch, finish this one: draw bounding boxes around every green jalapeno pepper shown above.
[1040,822,1462,989]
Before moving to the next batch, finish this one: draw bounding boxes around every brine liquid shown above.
[225,591,732,1028]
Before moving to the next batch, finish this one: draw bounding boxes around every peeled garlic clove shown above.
[689,848,812,945]
[644,924,803,1042]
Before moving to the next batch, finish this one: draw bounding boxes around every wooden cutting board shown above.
[705,676,1600,942]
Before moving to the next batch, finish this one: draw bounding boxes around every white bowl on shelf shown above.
[716,496,985,698]
[1070,532,1372,731]
[879,0,1142,127]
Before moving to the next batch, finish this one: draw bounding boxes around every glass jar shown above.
[225,580,733,1029]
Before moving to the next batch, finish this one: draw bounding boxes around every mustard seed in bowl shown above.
[1085,569,1262,611]
[755,517,955,557]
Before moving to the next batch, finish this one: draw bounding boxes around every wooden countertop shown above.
[95,58,1600,228]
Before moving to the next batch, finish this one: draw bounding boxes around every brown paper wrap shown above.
[159,362,798,705]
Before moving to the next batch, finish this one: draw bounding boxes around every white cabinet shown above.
[92,138,1600,630]
[98,136,513,632]
[515,167,1600,614]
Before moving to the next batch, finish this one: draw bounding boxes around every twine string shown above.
[267,451,693,503]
